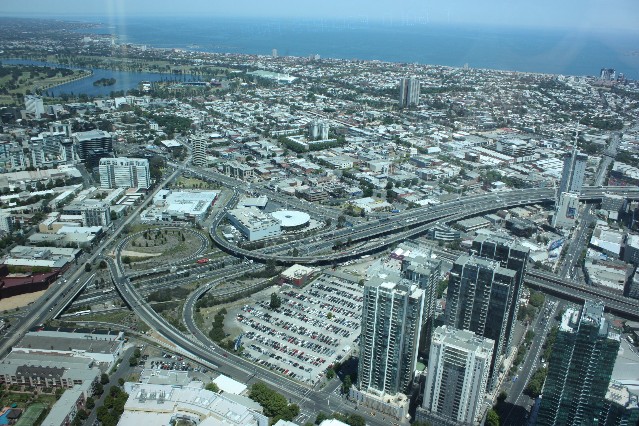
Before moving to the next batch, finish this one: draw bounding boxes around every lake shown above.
[1,59,197,97]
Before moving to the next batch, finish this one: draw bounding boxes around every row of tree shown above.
[249,382,300,423]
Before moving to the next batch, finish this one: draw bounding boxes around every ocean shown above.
[77,16,639,79]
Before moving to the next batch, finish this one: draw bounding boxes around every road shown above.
[0,166,183,358]
[85,346,136,426]
[500,300,559,425]
[559,132,620,279]
[210,185,639,266]
[106,251,393,425]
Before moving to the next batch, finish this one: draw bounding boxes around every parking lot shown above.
[233,271,363,385]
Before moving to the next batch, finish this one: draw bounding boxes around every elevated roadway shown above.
[211,186,639,266]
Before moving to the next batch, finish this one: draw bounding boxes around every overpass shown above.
[210,186,639,266]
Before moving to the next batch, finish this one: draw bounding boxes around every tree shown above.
[342,375,352,394]
[315,412,330,424]
[84,263,92,272]
[529,291,545,308]
[86,397,95,410]
[76,409,88,420]
[205,382,220,393]
[347,414,366,426]
[326,369,335,379]
[270,292,282,310]
[94,382,104,395]
[248,382,298,420]
[99,260,107,269]
[525,368,548,398]
[129,355,139,366]
[486,409,500,426]
[100,373,110,385]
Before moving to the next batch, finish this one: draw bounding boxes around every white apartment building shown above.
[419,326,494,426]
[99,157,150,189]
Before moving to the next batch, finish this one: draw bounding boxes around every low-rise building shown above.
[583,259,632,293]
[13,329,125,368]
[624,234,639,266]
[227,208,281,241]
[142,190,218,223]
[119,383,268,426]
[279,264,318,287]
[0,352,99,392]
[3,245,80,269]
[40,384,89,426]
[456,216,491,232]
[349,197,393,213]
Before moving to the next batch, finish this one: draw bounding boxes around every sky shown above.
[2,0,639,32]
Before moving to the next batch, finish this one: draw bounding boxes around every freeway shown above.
[0,165,184,357]
[525,270,639,320]
[211,186,639,266]
[428,248,639,321]
[107,255,388,426]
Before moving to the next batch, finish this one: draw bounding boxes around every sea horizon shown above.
[2,15,639,79]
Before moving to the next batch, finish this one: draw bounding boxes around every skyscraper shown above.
[444,254,518,386]
[73,129,113,168]
[401,245,442,355]
[537,300,621,426]
[399,77,420,108]
[418,326,494,426]
[471,234,529,354]
[558,146,587,197]
[191,136,207,167]
[357,273,424,395]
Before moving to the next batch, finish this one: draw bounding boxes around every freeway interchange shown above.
[3,157,639,426]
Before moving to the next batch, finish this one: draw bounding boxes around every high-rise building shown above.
[399,77,420,108]
[558,147,587,197]
[99,157,150,190]
[401,245,442,355]
[319,121,329,140]
[191,136,207,167]
[307,121,329,141]
[48,122,72,137]
[471,234,529,354]
[444,254,518,386]
[60,138,76,163]
[0,212,14,233]
[272,48,278,58]
[537,300,621,426]
[357,273,424,396]
[418,326,493,426]
[601,381,639,426]
[24,95,44,119]
[553,191,580,228]
[73,130,113,168]
[80,200,111,227]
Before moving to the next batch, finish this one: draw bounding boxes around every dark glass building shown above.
[537,300,621,426]
[444,254,517,387]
